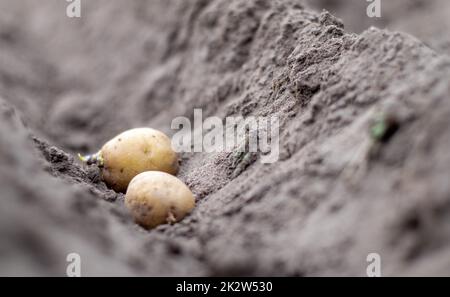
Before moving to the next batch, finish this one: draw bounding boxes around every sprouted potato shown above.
[78,128,178,192]
[125,171,195,229]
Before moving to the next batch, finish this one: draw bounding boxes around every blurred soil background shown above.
[0,0,449,276]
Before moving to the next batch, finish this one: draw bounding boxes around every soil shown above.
[0,0,450,276]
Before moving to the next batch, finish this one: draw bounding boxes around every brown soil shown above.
[1,0,450,276]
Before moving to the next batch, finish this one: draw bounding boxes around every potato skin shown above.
[101,128,178,192]
[125,171,195,229]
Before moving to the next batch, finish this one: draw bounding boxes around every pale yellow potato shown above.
[125,171,195,229]
[100,128,178,192]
